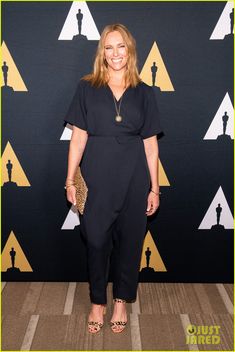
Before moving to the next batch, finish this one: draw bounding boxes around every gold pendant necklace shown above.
[115,115,122,122]
[112,93,123,122]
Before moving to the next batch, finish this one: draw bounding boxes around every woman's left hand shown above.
[146,191,160,216]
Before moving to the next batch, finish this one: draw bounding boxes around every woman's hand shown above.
[146,191,160,216]
[66,185,77,206]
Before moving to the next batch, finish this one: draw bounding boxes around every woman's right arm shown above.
[66,126,88,205]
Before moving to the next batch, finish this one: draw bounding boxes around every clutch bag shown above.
[74,166,88,214]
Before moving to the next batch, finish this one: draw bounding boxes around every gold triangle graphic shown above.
[159,158,170,186]
[1,41,28,91]
[1,141,30,186]
[1,231,33,272]
[140,41,174,91]
[140,230,167,272]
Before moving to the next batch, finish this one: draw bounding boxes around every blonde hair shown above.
[82,23,141,88]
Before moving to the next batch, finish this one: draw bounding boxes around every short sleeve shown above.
[64,80,87,131]
[140,86,163,139]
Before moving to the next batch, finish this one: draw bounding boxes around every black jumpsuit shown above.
[64,79,163,304]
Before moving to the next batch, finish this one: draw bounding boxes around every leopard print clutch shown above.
[74,166,88,214]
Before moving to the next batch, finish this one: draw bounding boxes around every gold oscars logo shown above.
[1,41,27,92]
[2,231,33,272]
[140,41,174,91]
[140,231,167,273]
[1,142,30,187]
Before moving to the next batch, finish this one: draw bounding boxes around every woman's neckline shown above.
[106,83,130,102]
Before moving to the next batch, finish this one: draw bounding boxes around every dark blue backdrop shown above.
[2,1,233,282]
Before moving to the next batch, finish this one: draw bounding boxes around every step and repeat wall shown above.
[2,1,234,282]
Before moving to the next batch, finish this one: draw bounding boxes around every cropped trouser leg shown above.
[111,159,149,302]
[80,215,114,305]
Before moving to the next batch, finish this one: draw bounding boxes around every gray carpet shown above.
[1,282,233,351]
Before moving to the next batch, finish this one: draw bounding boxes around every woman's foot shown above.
[88,303,106,334]
[110,298,127,333]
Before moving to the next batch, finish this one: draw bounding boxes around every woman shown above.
[64,24,163,334]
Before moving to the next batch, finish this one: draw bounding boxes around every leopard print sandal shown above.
[110,298,127,333]
[88,304,106,334]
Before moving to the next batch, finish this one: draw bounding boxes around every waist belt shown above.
[88,134,141,143]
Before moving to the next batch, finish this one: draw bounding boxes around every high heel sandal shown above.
[87,304,106,334]
[110,298,127,333]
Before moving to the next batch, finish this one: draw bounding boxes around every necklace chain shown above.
[112,93,123,116]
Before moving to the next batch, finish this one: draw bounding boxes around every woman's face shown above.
[104,31,129,73]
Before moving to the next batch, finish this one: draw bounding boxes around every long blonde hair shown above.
[82,23,141,88]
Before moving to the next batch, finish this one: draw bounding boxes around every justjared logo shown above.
[186,325,221,345]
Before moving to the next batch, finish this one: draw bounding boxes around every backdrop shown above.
[1,0,234,282]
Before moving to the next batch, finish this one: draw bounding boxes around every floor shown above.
[1,282,234,351]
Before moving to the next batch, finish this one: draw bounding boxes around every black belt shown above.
[88,134,141,143]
